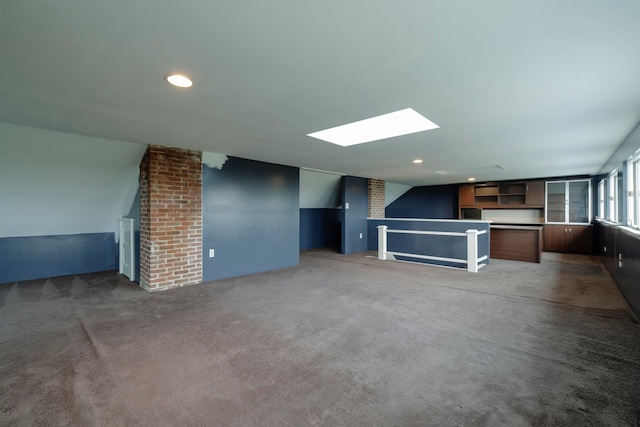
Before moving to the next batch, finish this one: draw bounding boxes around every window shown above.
[608,170,618,222]
[598,179,605,219]
[627,149,640,228]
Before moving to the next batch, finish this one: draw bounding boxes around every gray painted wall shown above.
[0,122,146,238]
[299,169,341,209]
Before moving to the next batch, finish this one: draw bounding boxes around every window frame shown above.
[627,150,640,229]
[598,178,606,219]
[607,169,618,223]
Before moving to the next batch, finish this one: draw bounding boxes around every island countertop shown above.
[491,224,543,231]
[490,225,543,263]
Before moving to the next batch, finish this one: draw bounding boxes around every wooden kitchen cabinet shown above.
[459,184,475,206]
[458,179,545,208]
[525,180,545,206]
[543,224,593,254]
[545,179,591,224]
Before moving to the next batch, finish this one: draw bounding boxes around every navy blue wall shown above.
[386,185,458,219]
[202,157,299,282]
[0,233,116,284]
[341,176,368,254]
[367,219,490,269]
[300,208,340,250]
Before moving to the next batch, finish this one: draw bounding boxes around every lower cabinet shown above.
[543,224,593,254]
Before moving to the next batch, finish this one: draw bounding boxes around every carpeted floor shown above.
[1,250,639,426]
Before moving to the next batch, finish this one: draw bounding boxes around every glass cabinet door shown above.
[545,179,592,223]
[546,182,566,222]
[568,180,590,223]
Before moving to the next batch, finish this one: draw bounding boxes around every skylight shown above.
[307,108,439,147]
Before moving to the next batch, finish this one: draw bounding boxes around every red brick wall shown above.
[139,145,202,291]
[368,179,385,218]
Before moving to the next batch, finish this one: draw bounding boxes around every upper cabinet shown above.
[545,179,591,224]
[459,180,545,208]
[525,181,545,206]
[459,184,475,206]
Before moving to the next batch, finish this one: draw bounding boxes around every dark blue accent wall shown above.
[341,176,368,254]
[0,233,116,284]
[300,208,340,250]
[202,157,299,282]
[386,185,458,219]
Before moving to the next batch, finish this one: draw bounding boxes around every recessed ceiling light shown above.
[468,177,476,181]
[413,159,423,164]
[307,108,439,147]
[165,74,193,88]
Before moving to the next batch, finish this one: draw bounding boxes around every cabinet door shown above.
[545,179,592,223]
[546,182,567,222]
[459,184,475,206]
[543,224,593,254]
[543,224,567,252]
[568,181,590,223]
[565,225,593,254]
[525,181,545,206]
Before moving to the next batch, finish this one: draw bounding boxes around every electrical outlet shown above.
[209,249,215,258]
[346,203,349,209]
[603,246,607,253]
[359,233,363,239]
[618,253,622,268]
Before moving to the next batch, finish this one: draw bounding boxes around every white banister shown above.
[466,229,479,272]
[376,226,488,273]
[377,225,388,260]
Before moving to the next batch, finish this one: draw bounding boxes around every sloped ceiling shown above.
[0,1,639,185]
[0,123,146,238]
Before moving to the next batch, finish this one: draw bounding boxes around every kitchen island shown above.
[490,224,544,263]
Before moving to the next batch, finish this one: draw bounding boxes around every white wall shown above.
[0,122,147,238]
[299,169,342,208]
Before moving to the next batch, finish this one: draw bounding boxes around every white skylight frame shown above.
[307,108,439,147]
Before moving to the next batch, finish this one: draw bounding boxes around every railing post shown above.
[466,229,479,273]
[377,225,388,260]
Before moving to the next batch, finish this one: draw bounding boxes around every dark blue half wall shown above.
[0,233,116,284]
[202,157,299,282]
[368,219,490,269]
[386,185,458,219]
[341,176,368,254]
[300,208,340,250]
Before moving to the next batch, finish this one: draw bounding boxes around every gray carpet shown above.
[1,250,639,426]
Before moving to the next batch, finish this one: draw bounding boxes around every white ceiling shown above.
[1,1,639,186]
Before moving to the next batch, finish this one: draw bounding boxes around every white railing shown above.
[377,225,488,273]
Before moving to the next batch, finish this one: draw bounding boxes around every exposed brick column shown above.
[139,145,202,291]
[368,178,385,218]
